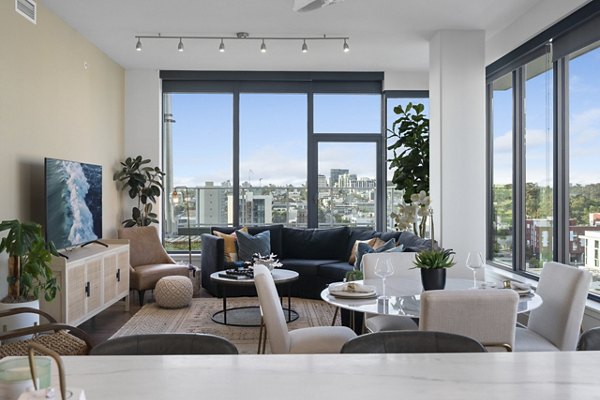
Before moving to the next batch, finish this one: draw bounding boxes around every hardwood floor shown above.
[77,295,142,345]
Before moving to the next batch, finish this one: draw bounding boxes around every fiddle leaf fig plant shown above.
[113,155,165,227]
[387,102,429,204]
[0,220,59,302]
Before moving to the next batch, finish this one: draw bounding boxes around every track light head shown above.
[260,39,267,53]
[219,38,225,52]
[135,38,142,51]
[343,38,350,53]
[302,39,308,53]
[178,38,184,52]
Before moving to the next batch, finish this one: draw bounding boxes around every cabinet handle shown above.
[85,282,90,297]
[116,268,121,282]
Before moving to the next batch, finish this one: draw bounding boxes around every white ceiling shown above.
[42,0,549,72]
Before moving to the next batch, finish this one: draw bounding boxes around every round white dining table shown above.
[320,277,543,318]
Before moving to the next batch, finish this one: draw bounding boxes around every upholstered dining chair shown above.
[118,226,189,305]
[419,289,519,352]
[90,333,238,355]
[340,330,487,353]
[361,252,420,332]
[514,262,591,352]
[577,327,600,351]
[254,264,356,353]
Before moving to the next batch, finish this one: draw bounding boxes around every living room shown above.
[1,0,600,397]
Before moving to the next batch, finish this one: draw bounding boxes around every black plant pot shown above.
[421,268,446,291]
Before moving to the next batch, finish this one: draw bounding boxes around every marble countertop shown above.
[54,352,599,399]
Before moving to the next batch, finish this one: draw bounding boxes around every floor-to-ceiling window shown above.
[161,72,384,251]
[239,93,307,227]
[486,2,600,297]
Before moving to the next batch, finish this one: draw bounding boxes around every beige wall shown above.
[0,3,124,296]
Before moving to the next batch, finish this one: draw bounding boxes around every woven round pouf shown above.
[155,276,193,309]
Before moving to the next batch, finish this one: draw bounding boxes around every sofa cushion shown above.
[318,261,355,280]
[279,259,339,276]
[236,230,271,261]
[394,231,433,252]
[282,227,349,260]
[212,225,283,257]
[377,230,402,243]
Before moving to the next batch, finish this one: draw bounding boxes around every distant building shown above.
[330,169,349,187]
[198,181,229,225]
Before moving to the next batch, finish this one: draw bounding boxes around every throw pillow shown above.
[348,237,379,265]
[214,227,248,262]
[354,238,396,270]
[236,229,271,262]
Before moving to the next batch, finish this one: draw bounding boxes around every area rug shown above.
[111,297,340,354]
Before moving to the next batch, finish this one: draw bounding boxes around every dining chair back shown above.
[577,327,600,351]
[360,252,419,332]
[90,333,238,355]
[254,264,356,353]
[515,262,591,351]
[340,330,487,353]
[362,252,418,279]
[420,289,519,351]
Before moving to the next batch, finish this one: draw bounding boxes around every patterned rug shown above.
[111,297,340,354]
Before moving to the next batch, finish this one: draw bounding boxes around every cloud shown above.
[494,130,512,153]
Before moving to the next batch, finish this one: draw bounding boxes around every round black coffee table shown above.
[209,268,299,327]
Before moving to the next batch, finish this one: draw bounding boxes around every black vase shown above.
[421,268,446,291]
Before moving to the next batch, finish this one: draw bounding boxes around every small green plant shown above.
[412,248,456,270]
[345,270,364,282]
[113,155,165,227]
[0,220,59,302]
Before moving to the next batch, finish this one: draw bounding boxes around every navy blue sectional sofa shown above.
[201,224,431,299]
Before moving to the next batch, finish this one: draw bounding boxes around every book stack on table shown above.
[218,268,254,280]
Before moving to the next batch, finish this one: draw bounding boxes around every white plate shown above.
[329,284,377,299]
[329,290,378,299]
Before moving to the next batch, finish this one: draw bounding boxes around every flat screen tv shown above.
[45,157,102,250]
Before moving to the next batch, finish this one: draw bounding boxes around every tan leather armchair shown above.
[118,226,189,305]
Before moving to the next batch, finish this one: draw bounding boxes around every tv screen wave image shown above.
[45,158,102,250]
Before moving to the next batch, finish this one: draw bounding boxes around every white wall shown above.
[0,2,124,298]
[429,30,486,270]
[383,71,429,91]
[123,70,163,232]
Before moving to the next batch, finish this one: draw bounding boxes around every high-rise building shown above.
[330,169,349,188]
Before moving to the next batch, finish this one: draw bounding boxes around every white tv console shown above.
[40,239,130,326]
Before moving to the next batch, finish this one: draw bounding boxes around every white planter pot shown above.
[0,299,40,341]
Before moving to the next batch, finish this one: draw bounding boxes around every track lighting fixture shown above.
[133,33,349,54]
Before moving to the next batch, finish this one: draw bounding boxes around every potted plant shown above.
[0,220,59,304]
[113,155,165,227]
[388,103,430,238]
[412,247,455,290]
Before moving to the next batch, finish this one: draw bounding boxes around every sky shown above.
[493,44,600,185]
[168,92,411,188]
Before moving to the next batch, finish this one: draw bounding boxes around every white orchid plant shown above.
[390,190,432,238]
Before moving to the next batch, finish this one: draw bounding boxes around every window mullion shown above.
[553,57,569,263]
[513,68,526,271]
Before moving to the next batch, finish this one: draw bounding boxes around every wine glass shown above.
[374,258,394,299]
[466,252,484,289]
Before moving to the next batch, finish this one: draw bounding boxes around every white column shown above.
[124,70,163,233]
[429,30,486,269]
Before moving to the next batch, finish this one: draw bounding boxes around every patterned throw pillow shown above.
[214,227,248,262]
[354,238,398,270]
[348,237,379,265]
[236,229,271,262]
